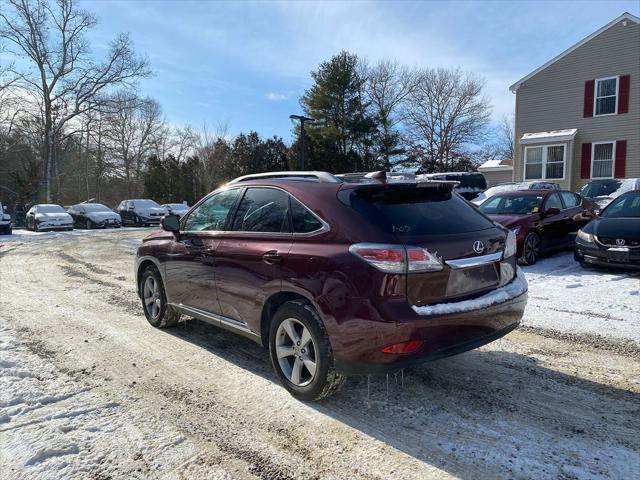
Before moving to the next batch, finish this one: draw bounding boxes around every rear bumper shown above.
[329,274,528,375]
[575,244,640,270]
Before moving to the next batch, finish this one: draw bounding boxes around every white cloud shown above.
[266,92,288,101]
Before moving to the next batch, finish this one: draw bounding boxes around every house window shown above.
[594,77,618,116]
[591,142,615,179]
[524,145,565,180]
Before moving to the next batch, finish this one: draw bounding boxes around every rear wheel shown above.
[269,300,345,401]
[520,231,541,265]
[140,266,180,328]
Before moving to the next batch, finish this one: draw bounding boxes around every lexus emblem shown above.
[616,239,626,246]
[473,241,485,254]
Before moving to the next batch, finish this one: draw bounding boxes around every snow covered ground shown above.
[1,230,639,479]
[522,252,640,343]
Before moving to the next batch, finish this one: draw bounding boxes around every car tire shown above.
[519,231,541,265]
[140,266,180,328]
[269,300,345,401]
[86,219,93,229]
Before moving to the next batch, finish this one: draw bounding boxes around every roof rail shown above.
[229,171,342,184]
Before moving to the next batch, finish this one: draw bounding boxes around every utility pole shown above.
[289,114,315,170]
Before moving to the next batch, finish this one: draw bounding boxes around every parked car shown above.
[135,171,527,401]
[578,178,640,210]
[418,172,487,201]
[116,199,166,227]
[25,204,74,231]
[472,181,561,205]
[68,202,122,229]
[478,190,597,265]
[162,203,190,218]
[575,190,640,270]
[0,202,11,234]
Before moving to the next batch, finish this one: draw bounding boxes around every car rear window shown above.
[339,185,494,235]
[580,180,621,198]
[428,173,487,190]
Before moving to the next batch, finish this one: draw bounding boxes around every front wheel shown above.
[519,231,541,265]
[269,300,345,401]
[140,266,180,328]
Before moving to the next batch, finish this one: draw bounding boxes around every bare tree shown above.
[0,0,150,201]
[366,60,419,169]
[404,68,491,172]
[104,92,164,197]
[495,114,515,160]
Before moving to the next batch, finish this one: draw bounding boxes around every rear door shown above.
[560,191,593,238]
[214,187,293,333]
[539,192,566,248]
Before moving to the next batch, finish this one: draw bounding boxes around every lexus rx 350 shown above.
[135,172,528,400]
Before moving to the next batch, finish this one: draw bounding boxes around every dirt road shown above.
[1,230,639,479]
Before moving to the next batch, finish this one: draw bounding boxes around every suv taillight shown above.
[349,243,443,273]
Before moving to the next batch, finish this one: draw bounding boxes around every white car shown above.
[472,181,560,205]
[162,203,190,219]
[26,204,74,231]
[0,202,11,235]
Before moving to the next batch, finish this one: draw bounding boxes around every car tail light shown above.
[406,247,444,272]
[504,230,517,258]
[382,340,424,354]
[350,243,443,273]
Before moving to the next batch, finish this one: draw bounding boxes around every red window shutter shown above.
[581,143,592,179]
[583,80,595,117]
[615,140,627,178]
[618,75,630,114]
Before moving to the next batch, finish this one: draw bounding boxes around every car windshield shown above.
[479,194,544,215]
[339,184,494,235]
[134,200,161,208]
[38,205,65,213]
[82,204,110,212]
[600,193,640,218]
[579,181,622,198]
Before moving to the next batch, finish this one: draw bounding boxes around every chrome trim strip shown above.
[445,251,504,269]
[594,235,640,249]
[170,303,261,342]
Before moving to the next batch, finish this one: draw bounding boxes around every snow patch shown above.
[412,268,528,316]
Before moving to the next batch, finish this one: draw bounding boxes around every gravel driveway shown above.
[1,229,639,479]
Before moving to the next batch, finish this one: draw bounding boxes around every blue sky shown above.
[82,0,639,142]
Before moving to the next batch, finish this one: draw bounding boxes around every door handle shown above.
[262,250,283,265]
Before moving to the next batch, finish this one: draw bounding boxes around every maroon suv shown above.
[136,172,528,400]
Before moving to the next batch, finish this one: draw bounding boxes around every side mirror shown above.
[544,207,561,216]
[161,214,181,233]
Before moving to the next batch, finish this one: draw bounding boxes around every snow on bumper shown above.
[412,268,528,316]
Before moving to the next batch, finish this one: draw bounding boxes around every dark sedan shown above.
[68,203,122,229]
[479,190,597,265]
[575,190,640,270]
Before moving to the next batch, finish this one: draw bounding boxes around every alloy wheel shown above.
[275,318,317,387]
[143,275,162,319]
[524,234,540,264]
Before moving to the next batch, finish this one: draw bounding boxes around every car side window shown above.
[290,197,324,234]
[231,188,290,233]
[545,193,563,210]
[560,192,579,208]
[183,189,240,232]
